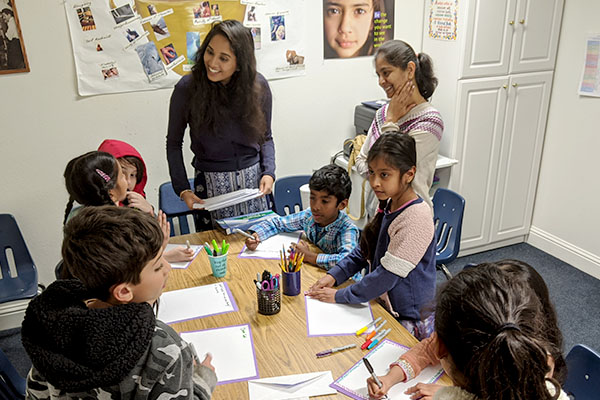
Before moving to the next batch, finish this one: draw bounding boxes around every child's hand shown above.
[126,192,154,215]
[200,352,215,372]
[291,240,317,265]
[245,233,260,251]
[308,274,335,292]
[405,383,443,400]
[157,210,170,250]
[306,286,337,303]
[367,374,392,399]
[164,247,195,263]
[181,191,204,210]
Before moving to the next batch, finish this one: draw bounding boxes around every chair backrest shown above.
[273,175,311,216]
[0,347,25,400]
[564,344,600,399]
[0,214,38,304]
[432,188,466,265]
[158,179,195,236]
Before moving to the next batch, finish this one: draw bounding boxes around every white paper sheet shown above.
[248,371,336,400]
[193,188,263,211]
[181,324,259,385]
[165,243,202,269]
[157,282,237,324]
[305,296,373,336]
[239,232,302,260]
[331,340,444,400]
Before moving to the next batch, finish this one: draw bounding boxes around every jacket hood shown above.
[98,139,147,197]
[21,280,155,392]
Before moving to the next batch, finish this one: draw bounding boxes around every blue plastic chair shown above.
[0,348,25,400]
[564,344,600,399]
[0,214,38,304]
[159,179,196,236]
[432,188,466,280]
[273,175,311,216]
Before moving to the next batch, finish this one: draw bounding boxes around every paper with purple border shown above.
[238,231,302,260]
[157,282,238,324]
[181,324,259,385]
[305,296,373,337]
[165,243,202,269]
[330,339,444,399]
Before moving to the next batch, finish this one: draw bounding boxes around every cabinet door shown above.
[490,72,553,242]
[461,0,517,78]
[450,77,508,250]
[510,0,564,74]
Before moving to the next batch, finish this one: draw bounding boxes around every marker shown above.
[203,242,212,256]
[315,343,356,358]
[363,357,387,399]
[365,320,387,341]
[186,240,191,250]
[367,328,391,350]
[233,228,255,239]
[355,317,381,336]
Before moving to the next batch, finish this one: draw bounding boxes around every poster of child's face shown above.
[270,15,285,41]
[323,0,375,59]
[76,6,96,31]
[251,27,261,50]
[111,4,135,25]
[186,32,201,65]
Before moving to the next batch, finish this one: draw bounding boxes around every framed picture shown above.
[0,0,29,74]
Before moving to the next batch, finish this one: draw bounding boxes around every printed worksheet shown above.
[331,340,444,399]
[157,282,237,324]
[164,243,202,269]
[305,296,373,336]
[239,231,302,260]
[181,324,259,385]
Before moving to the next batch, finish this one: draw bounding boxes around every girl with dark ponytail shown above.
[432,265,567,400]
[308,133,437,340]
[355,39,444,211]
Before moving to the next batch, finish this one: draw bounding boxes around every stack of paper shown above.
[248,371,336,399]
[216,210,278,234]
[193,189,263,211]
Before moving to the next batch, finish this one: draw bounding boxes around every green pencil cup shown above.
[208,253,228,277]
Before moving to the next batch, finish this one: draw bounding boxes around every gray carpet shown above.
[2,243,599,379]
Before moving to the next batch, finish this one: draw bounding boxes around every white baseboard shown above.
[528,226,600,280]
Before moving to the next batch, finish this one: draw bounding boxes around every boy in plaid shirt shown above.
[245,164,360,270]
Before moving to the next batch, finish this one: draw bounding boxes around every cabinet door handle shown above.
[519,19,525,24]
[502,85,507,89]
[512,83,518,87]
[509,20,514,25]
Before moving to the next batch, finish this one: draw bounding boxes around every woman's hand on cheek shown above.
[259,175,274,195]
[386,81,416,122]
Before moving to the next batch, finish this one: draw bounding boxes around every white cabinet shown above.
[461,0,564,78]
[423,0,562,254]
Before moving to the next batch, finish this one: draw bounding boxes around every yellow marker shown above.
[355,317,382,336]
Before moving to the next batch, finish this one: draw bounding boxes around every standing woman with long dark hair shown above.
[167,20,275,231]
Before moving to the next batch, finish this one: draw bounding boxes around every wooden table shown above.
[168,231,450,399]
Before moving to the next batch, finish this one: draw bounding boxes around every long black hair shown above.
[375,40,438,100]
[63,151,118,224]
[436,264,562,400]
[359,132,416,262]
[190,20,266,143]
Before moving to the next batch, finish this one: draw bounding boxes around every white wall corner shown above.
[528,226,600,280]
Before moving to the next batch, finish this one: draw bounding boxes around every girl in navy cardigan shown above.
[307,133,436,340]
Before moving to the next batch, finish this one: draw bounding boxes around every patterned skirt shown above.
[193,162,269,231]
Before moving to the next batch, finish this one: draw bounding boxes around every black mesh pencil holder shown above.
[257,286,281,315]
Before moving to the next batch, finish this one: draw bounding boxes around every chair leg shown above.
[438,263,453,280]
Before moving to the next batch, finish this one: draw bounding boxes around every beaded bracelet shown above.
[389,358,415,381]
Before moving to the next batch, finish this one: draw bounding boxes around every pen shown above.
[363,357,386,395]
[356,317,381,336]
[366,320,387,341]
[186,240,191,250]
[233,228,255,239]
[367,328,391,350]
[315,343,356,358]
[203,242,212,256]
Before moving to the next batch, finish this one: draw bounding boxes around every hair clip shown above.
[95,168,111,182]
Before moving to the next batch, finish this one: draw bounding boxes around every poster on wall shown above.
[428,0,458,41]
[0,0,29,74]
[578,34,600,98]
[64,0,306,96]
[323,0,395,60]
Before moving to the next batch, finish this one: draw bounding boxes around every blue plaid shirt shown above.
[249,209,360,270]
